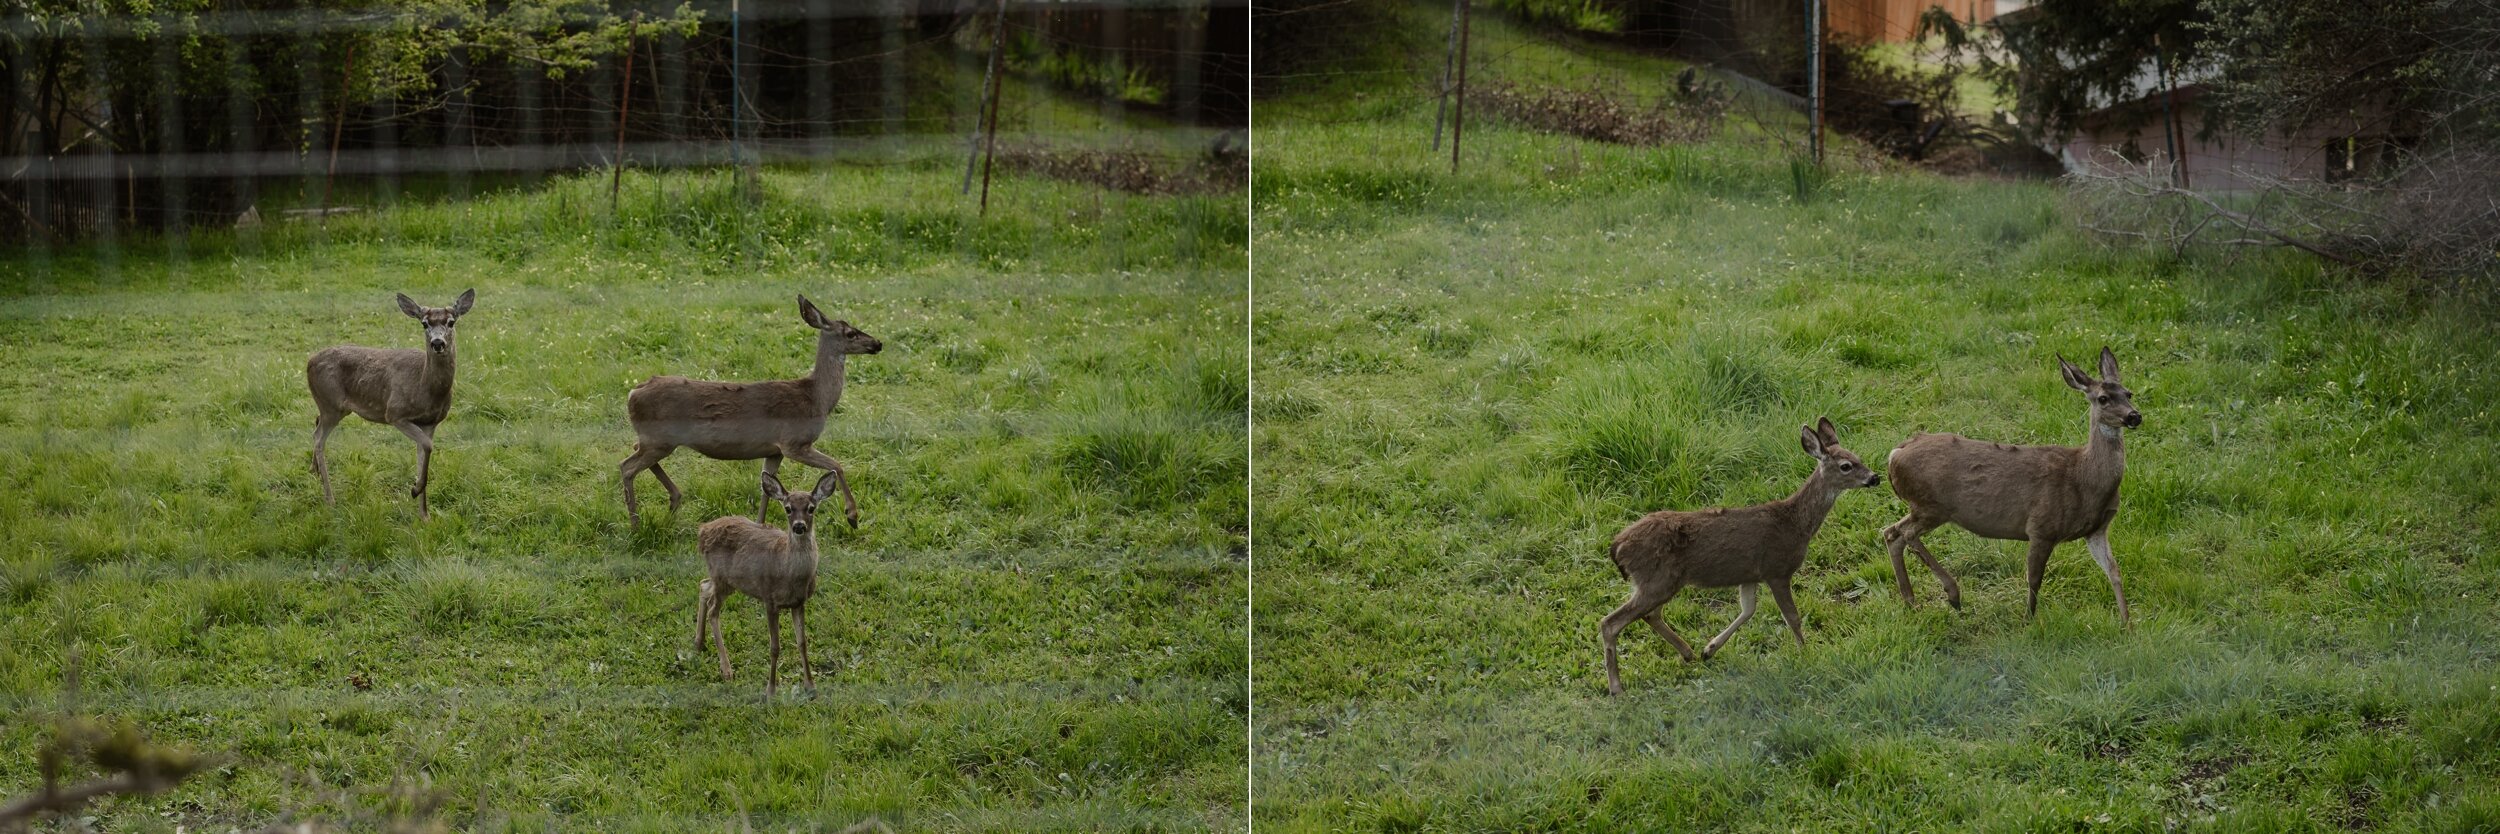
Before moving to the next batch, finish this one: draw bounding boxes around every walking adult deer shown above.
[619,296,882,527]
[1602,418,1884,696]
[1881,347,2142,626]
[695,471,839,696]
[307,289,475,520]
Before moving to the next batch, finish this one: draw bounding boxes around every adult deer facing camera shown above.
[1602,418,1885,696]
[696,471,840,697]
[307,289,475,520]
[1882,347,2142,626]
[620,295,883,527]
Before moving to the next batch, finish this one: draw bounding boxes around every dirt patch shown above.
[2172,751,2250,816]
[2180,752,2249,785]
[992,139,1243,196]
[1468,82,1724,147]
[2338,784,2379,830]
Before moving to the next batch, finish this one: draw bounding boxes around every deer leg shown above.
[650,461,682,513]
[311,410,341,505]
[782,446,858,529]
[1701,584,1760,660]
[695,577,716,653]
[1904,535,1962,610]
[392,422,435,520]
[619,444,672,525]
[1767,578,1806,649]
[1638,611,1682,653]
[2086,531,2131,629]
[1881,515,1921,605]
[1602,583,1684,696]
[764,606,783,698]
[711,590,734,681]
[758,455,783,523]
[2024,538,2058,620]
[793,603,816,695]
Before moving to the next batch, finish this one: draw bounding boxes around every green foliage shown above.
[7,0,700,102]
[2195,0,2500,142]
[1009,32,1169,106]
[1923,0,2203,142]
[1483,0,1625,35]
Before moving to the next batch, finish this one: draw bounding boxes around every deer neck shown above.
[425,344,456,399]
[2082,417,2126,486]
[808,336,848,415]
[785,528,821,568]
[1783,471,1847,539]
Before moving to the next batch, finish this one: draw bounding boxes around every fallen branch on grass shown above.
[2064,153,2361,265]
[0,719,207,833]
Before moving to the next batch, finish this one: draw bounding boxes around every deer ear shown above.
[760,472,787,501]
[396,293,424,319]
[1816,416,1839,447]
[798,295,828,329]
[1800,426,1827,460]
[811,472,841,501]
[2098,346,2121,383]
[2058,354,2092,391]
[450,289,475,317]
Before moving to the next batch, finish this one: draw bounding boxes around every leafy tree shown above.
[2195,0,2499,145]
[2,1,700,239]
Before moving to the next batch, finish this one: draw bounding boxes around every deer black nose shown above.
[1869,474,1884,487]
[2124,413,2142,427]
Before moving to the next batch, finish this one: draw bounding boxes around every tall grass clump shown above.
[1535,331,1810,508]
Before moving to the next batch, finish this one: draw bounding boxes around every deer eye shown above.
[2097,395,2110,403]
[1838,461,1854,471]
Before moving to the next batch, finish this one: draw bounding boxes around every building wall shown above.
[1829,0,1994,42]
[2057,101,2364,191]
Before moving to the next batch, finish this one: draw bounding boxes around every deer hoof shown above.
[846,513,859,530]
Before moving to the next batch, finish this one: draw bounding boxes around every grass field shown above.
[0,148,1247,829]
[1251,8,2500,831]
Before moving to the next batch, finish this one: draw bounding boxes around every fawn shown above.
[1602,418,1883,695]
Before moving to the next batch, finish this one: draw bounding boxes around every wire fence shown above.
[1,0,1250,247]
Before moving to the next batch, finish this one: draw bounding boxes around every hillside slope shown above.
[1252,10,2500,831]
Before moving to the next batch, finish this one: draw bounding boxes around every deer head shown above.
[759,471,844,538]
[1800,416,1882,490]
[396,289,475,355]
[2058,347,2141,437]
[798,295,883,355]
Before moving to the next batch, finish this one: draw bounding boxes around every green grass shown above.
[0,149,1246,828]
[1250,29,2500,833]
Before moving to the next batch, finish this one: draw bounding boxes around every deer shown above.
[619,295,883,527]
[1881,347,2142,626]
[695,471,840,696]
[1602,417,1884,696]
[306,289,475,520]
